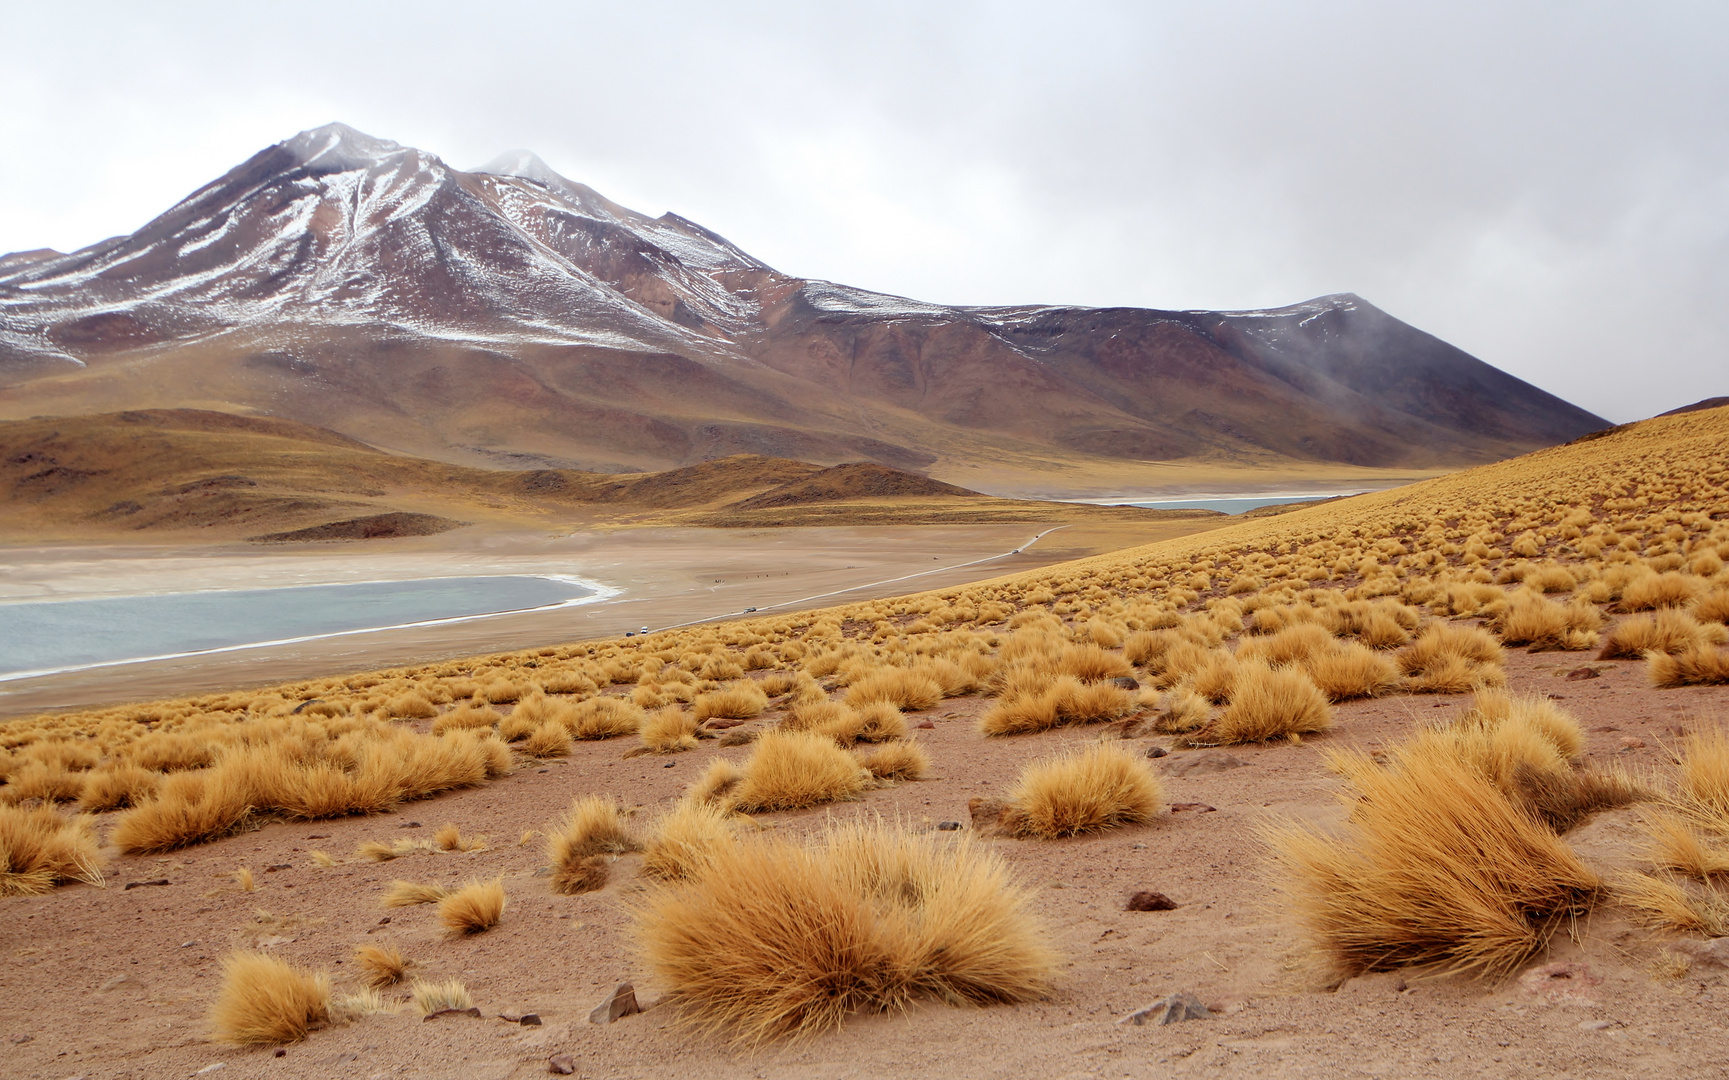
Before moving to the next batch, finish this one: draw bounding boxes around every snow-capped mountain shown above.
[0,123,1606,481]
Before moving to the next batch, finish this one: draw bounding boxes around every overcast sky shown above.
[3,1,1724,422]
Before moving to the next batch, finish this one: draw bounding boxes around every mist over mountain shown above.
[0,123,1607,488]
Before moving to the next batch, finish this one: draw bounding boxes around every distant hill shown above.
[0,409,1197,541]
[0,124,1609,490]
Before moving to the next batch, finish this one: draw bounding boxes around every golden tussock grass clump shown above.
[693,685,769,722]
[1599,609,1726,659]
[411,977,474,1015]
[977,677,1134,737]
[1622,571,1702,611]
[846,702,910,744]
[0,805,103,896]
[688,757,745,805]
[74,762,160,812]
[383,692,437,719]
[1183,649,1239,704]
[209,952,331,1045]
[1495,591,1603,650]
[843,669,944,712]
[547,796,641,894]
[1649,645,1729,687]
[538,669,598,696]
[434,823,486,852]
[563,697,644,739]
[1237,623,1335,669]
[1264,735,1602,982]
[524,721,573,758]
[431,700,499,735]
[1397,622,1506,693]
[234,866,256,891]
[1694,587,1729,625]
[1154,688,1212,734]
[383,879,449,907]
[1616,871,1729,937]
[632,819,1056,1045]
[1000,743,1162,839]
[1053,644,1134,683]
[858,739,931,782]
[354,943,410,989]
[438,877,505,934]
[729,730,871,812]
[1198,661,1330,745]
[757,670,800,697]
[640,706,700,754]
[1304,641,1402,702]
[641,800,741,881]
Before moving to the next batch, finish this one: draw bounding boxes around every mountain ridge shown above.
[0,123,1609,488]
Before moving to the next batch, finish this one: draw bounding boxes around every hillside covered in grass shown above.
[1,403,1726,1067]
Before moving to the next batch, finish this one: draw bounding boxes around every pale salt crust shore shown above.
[0,523,1121,717]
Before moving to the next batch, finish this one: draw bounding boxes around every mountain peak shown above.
[279,123,405,171]
[476,148,565,187]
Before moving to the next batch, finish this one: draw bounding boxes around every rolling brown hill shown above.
[0,409,1202,541]
[0,125,1607,492]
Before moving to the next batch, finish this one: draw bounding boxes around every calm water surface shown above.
[0,576,594,679]
[1127,496,1334,514]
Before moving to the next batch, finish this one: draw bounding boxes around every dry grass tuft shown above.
[858,740,932,782]
[383,880,449,907]
[438,877,505,934]
[547,796,641,894]
[1616,872,1729,937]
[1623,571,1702,611]
[633,818,1057,1045]
[640,707,700,754]
[844,669,944,712]
[564,697,645,740]
[1001,743,1162,839]
[978,677,1134,737]
[354,943,410,989]
[209,952,331,1045]
[1304,641,1402,702]
[1265,734,1602,981]
[1649,645,1729,687]
[730,730,871,812]
[0,805,103,896]
[1398,623,1506,693]
[1496,592,1602,650]
[411,977,475,1015]
[1200,661,1331,745]
[434,823,486,852]
[642,800,741,881]
[524,721,573,758]
[1599,609,1724,660]
[694,685,770,722]
[688,757,745,805]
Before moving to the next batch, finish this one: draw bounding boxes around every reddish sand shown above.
[5,646,1727,1079]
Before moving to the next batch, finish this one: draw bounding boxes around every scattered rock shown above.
[401,821,422,829]
[935,821,962,831]
[181,941,197,948]
[1117,992,1211,1025]
[273,1048,286,1057]
[519,1013,543,1026]
[195,1064,227,1074]
[423,1007,483,1021]
[1126,891,1178,911]
[1162,752,1247,778]
[1619,736,1647,751]
[1565,666,1603,681]
[1111,676,1141,690]
[549,1055,576,1075]
[1146,745,1168,759]
[305,834,330,840]
[264,864,293,872]
[123,879,170,890]
[662,761,675,768]
[701,718,748,730]
[915,719,935,729]
[1169,802,1216,814]
[1670,937,1729,968]
[9,1034,31,1044]
[589,982,640,1024]
[1578,1019,1613,1031]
